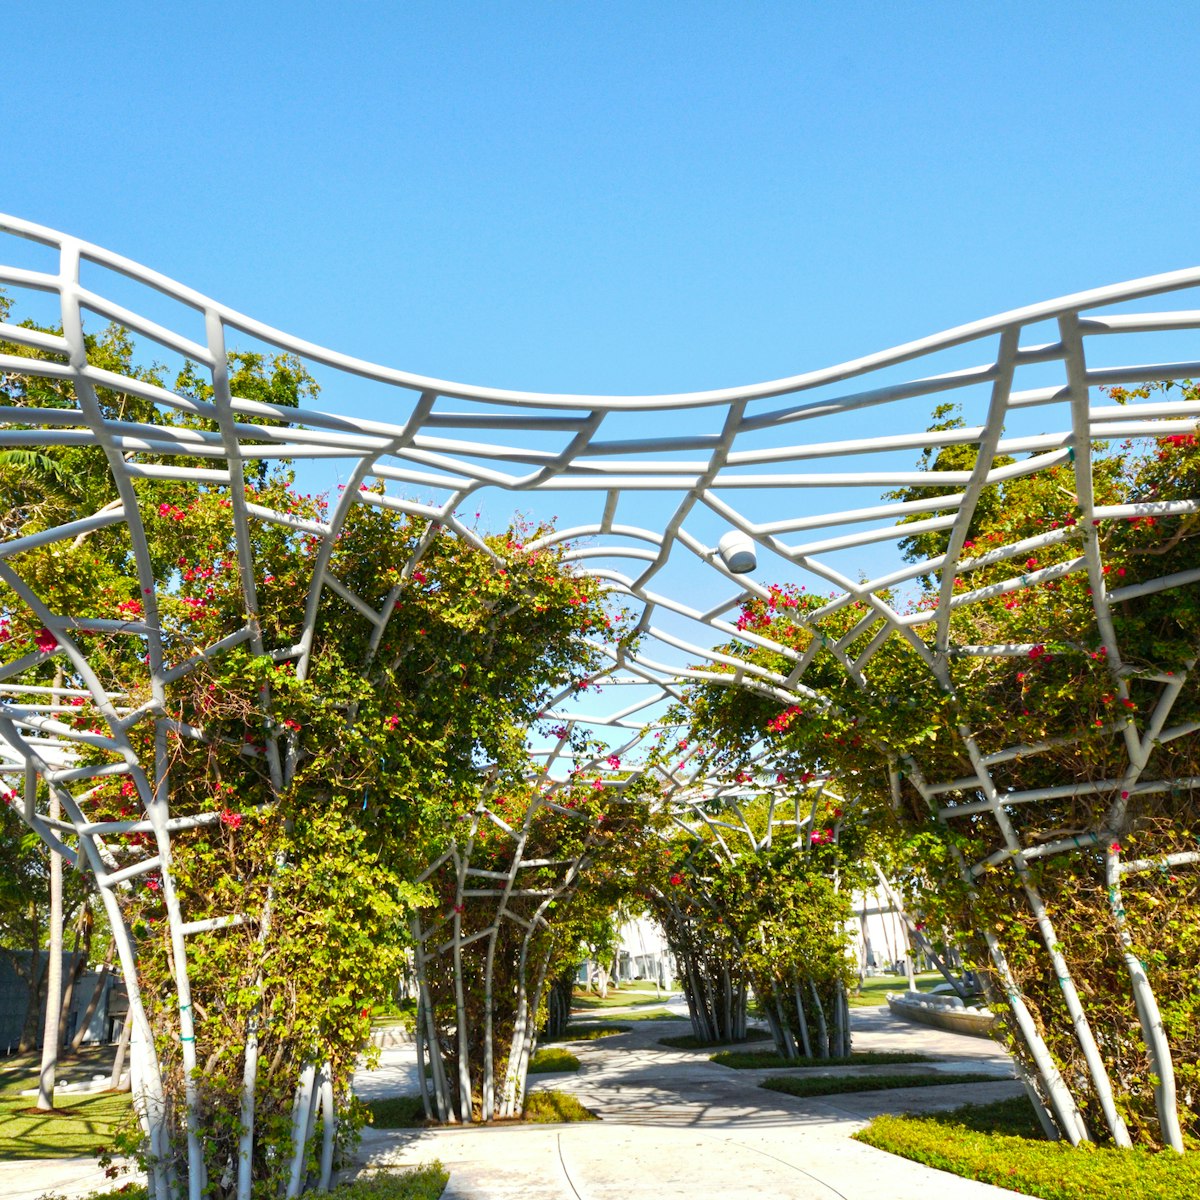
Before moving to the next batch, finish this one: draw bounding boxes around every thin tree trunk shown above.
[59,906,92,1051]
[791,975,812,1059]
[808,978,830,1058]
[36,790,63,1110]
[18,900,45,1053]
[110,1011,132,1091]
[71,943,113,1052]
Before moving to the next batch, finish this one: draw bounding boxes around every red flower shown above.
[669,873,683,886]
[34,628,57,654]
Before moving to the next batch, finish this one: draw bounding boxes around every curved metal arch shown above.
[1,215,1200,1175]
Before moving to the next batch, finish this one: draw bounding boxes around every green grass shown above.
[367,1095,431,1128]
[528,1046,580,1073]
[761,1070,1002,1099]
[712,1049,935,1070]
[522,1089,597,1123]
[855,1097,1200,1200]
[848,972,947,1008]
[608,1007,685,1022]
[571,987,671,1010]
[0,1090,133,1159]
[335,1165,448,1200]
[332,1165,448,1200]
[367,1085,595,1129]
[66,1163,449,1200]
[0,1047,134,1160]
[657,1028,773,1050]
[549,1023,632,1041]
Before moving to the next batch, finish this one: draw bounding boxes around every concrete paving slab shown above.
[354,1004,1026,1199]
[0,1003,1024,1198]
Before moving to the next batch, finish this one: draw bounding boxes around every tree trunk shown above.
[18,899,45,1053]
[59,906,92,1051]
[37,789,63,1109]
[71,941,114,1052]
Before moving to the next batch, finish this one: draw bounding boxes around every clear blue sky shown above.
[8,2,1199,398]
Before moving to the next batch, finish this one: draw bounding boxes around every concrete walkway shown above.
[0,1002,1026,1199]
[355,1002,1026,1199]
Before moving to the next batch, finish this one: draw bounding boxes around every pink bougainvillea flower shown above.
[605,754,621,769]
[219,809,243,829]
[669,873,683,886]
[34,627,58,654]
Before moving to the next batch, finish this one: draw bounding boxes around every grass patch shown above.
[523,1089,597,1123]
[611,1007,685,1022]
[848,973,947,1008]
[550,1023,631,1041]
[658,1028,773,1050]
[761,1070,1002,1099]
[855,1096,1200,1200]
[366,1095,430,1128]
[528,1047,580,1073]
[712,1049,935,1070]
[370,997,417,1027]
[571,988,669,1010]
[0,1088,133,1160]
[72,1163,448,1200]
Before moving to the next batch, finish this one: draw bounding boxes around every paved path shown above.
[0,1002,1025,1199]
[355,1002,1026,1199]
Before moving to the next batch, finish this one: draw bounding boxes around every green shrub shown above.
[713,1049,935,1070]
[528,1047,581,1073]
[761,1070,1001,1098]
[365,1096,429,1129]
[856,1099,1200,1200]
[68,1163,447,1200]
[329,1164,448,1200]
[549,1023,631,1041]
[658,1028,772,1050]
[522,1090,597,1123]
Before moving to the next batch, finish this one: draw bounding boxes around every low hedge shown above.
[855,1098,1200,1200]
[761,1070,1001,1098]
[712,1049,935,1070]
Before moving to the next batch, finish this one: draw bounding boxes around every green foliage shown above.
[884,402,1016,577]
[0,1090,133,1160]
[761,1070,1003,1098]
[50,1171,448,1200]
[548,1023,630,1041]
[678,384,1200,1145]
[0,298,644,1186]
[656,1028,772,1050]
[329,1166,448,1200]
[712,1049,935,1069]
[521,1089,597,1122]
[364,1096,429,1129]
[856,1099,1200,1200]
[527,1047,580,1073]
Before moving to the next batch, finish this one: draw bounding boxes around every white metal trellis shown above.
[1,213,1199,1181]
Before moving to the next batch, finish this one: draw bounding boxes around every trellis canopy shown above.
[3,216,1200,1186]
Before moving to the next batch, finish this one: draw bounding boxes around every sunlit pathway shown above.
[354,1003,1026,1199]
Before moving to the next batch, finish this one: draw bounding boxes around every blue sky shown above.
[6,3,1200,742]
[8,2,1199,397]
